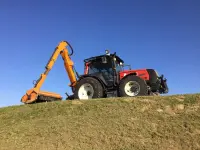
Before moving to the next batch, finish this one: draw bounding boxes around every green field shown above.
[0,94,200,150]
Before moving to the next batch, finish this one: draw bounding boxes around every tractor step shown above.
[106,90,118,97]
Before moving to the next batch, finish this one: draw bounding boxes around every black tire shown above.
[118,75,148,97]
[74,77,104,100]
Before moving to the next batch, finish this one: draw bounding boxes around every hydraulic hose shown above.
[64,40,74,56]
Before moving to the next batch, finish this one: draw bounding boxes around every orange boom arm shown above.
[21,41,77,104]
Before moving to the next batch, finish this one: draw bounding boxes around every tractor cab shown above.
[83,51,124,88]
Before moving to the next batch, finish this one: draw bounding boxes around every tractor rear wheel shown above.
[118,75,148,97]
[74,77,104,100]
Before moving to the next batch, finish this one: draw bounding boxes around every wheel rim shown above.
[124,81,140,96]
[78,83,94,99]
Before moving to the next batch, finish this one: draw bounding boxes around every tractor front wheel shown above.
[74,77,104,100]
[118,75,148,97]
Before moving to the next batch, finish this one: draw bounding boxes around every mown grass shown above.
[0,94,200,150]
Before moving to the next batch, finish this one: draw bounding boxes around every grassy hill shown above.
[0,94,200,150]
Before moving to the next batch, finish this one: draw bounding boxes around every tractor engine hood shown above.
[146,69,169,94]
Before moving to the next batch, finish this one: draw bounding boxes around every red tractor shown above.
[70,50,168,99]
[21,41,169,104]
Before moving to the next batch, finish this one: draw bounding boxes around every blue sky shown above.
[0,0,200,107]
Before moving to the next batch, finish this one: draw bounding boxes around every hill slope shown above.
[0,94,200,150]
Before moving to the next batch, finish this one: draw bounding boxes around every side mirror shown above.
[120,62,124,66]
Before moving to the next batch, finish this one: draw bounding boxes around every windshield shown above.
[88,59,113,74]
[88,56,124,74]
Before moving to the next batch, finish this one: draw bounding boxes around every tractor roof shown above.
[84,53,124,63]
